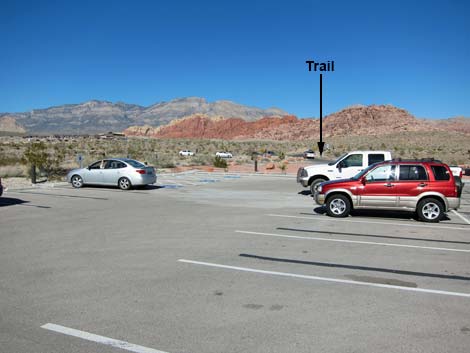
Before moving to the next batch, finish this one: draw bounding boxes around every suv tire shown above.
[417,198,444,223]
[326,194,351,218]
[310,178,326,195]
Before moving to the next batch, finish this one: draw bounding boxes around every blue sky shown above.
[1,0,469,118]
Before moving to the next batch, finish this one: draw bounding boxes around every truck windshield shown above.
[351,162,381,180]
[328,153,348,166]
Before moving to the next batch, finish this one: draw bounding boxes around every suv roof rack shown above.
[391,158,442,163]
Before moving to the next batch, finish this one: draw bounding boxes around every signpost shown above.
[76,154,83,168]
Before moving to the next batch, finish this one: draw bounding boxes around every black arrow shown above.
[317,73,325,155]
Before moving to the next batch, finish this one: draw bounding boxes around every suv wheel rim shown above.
[330,199,346,215]
[422,202,440,220]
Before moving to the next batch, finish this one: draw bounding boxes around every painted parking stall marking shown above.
[178,259,470,298]
[41,323,169,353]
[452,210,470,225]
[235,230,470,253]
[267,214,470,231]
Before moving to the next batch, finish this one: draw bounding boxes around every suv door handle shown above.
[419,183,428,187]
[384,183,395,187]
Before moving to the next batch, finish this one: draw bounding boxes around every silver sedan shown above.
[67,158,156,190]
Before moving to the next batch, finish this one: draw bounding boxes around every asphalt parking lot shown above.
[1,173,470,353]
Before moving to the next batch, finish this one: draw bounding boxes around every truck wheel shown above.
[326,194,351,218]
[310,178,326,194]
[417,198,444,223]
[455,176,463,198]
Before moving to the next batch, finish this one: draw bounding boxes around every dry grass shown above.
[0,165,26,178]
[0,130,469,180]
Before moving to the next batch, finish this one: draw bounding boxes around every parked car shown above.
[0,177,3,197]
[216,152,233,158]
[179,150,194,157]
[67,158,156,190]
[303,150,316,159]
[314,159,462,222]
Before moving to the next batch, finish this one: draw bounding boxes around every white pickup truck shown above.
[297,150,463,194]
[297,151,392,194]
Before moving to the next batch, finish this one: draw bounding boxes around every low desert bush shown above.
[213,156,228,168]
[278,162,288,174]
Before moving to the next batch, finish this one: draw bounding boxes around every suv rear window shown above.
[431,165,450,181]
[399,165,428,181]
[368,154,385,165]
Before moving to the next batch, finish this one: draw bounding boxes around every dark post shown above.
[254,160,258,172]
[31,165,37,184]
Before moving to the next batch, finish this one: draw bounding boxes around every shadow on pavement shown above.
[0,197,50,209]
[308,208,421,221]
[276,227,470,245]
[0,197,28,207]
[239,253,470,282]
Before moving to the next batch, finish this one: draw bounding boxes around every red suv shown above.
[315,160,462,222]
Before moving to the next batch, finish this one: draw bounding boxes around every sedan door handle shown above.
[419,183,428,187]
[384,183,395,187]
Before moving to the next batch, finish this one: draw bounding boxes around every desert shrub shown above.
[0,155,23,166]
[190,155,212,166]
[278,151,285,160]
[153,154,176,168]
[23,142,48,169]
[213,156,228,168]
[22,142,65,179]
[278,162,287,173]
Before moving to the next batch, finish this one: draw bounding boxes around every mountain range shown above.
[0,97,288,134]
[1,98,469,140]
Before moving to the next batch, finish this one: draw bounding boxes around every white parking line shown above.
[267,214,470,231]
[41,323,168,353]
[235,230,470,253]
[178,259,470,298]
[452,210,470,225]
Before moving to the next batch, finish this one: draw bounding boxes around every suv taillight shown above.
[136,169,146,174]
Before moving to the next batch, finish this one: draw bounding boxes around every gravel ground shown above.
[1,177,67,191]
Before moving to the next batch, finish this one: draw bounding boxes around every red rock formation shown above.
[123,105,468,141]
[124,114,299,139]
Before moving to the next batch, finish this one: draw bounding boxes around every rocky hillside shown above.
[0,97,288,134]
[125,105,442,140]
[427,117,470,134]
[0,116,26,133]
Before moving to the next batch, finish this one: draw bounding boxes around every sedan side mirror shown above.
[361,177,366,185]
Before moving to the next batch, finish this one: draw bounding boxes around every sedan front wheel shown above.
[71,175,84,188]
